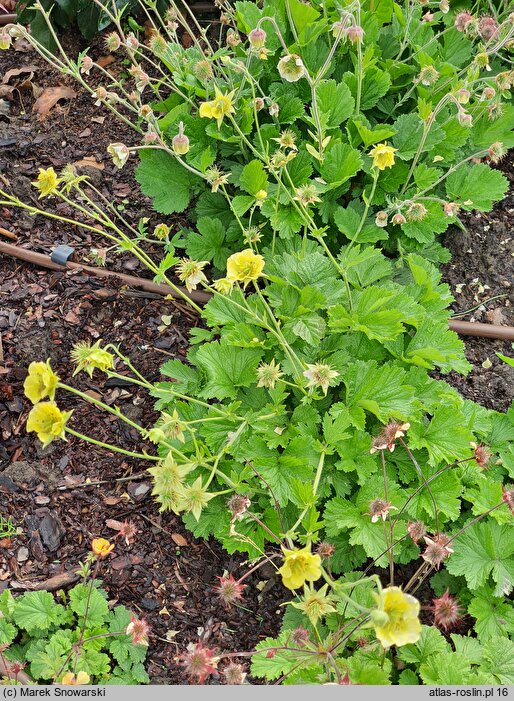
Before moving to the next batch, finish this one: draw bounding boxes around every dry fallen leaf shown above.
[97,55,115,68]
[32,86,76,116]
[2,65,39,83]
[72,156,104,171]
[171,533,189,547]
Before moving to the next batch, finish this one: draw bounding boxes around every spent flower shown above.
[107,143,130,169]
[176,258,208,292]
[126,616,150,646]
[277,54,306,83]
[213,574,247,607]
[303,363,340,396]
[71,339,114,378]
[180,641,219,684]
[431,590,463,631]
[256,359,283,389]
[422,533,454,569]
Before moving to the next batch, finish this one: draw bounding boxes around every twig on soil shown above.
[57,470,149,490]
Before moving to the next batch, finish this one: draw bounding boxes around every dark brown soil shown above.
[0,24,511,686]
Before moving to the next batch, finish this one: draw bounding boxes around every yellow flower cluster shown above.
[278,546,322,590]
[226,249,265,287]
[24,360,59,404]
[199,86,236,127]
[372,586,422,649]
[369,143,397,171]
[24,360,71,448]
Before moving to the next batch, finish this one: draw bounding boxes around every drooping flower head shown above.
[226,249,265,287]
[371,586,421,649]
[126,616,150,646]
[406,520,427,545]
[478,16,499,41]
[71,340,114,378]
[26,402,71,448]
[454,11,474,33]
[501,485,514,515]
[23,360,59,404]
[107,142,130,169]
[277,54,306,83]
[370,421,410,454]
[176,258,208,292]
[172,121,190,155]
[249,28,266,49]
[199,86,236,127]
[91,537,115,558]
[32,167,60,198]
[421,533,454,569]
[180,641,219,684]
[278,545,322,590]
[369,143,397,171]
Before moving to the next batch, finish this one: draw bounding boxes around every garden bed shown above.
[1,12,513,685]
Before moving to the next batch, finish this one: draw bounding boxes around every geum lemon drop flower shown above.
[369,142,397,171]
[371,586,421,649]
[61,671,90,685]
[91,538,115,558]
[32,167,60,198]
[26,402,72,448]
[226,249,265,287]
[23,360,59,404]
[278,546,322,590]
[176,258,208,292]
[199,86,236,128]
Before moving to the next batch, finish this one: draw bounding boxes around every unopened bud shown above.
[172,122,190,155]
[254,97,265,111]
[392,212,406,225]
[347,25,364,44]
[456,88,470,104]
[457,109,472,127]
[249,27,266,49]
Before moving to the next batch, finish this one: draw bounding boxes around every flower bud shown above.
[226,30,241,47]
[125,32,139,51]
[254,97,265,111]
[80,55,94,75]
[347,25,364,43]
[0,30,12,50]
[375,211,388,227]
[255,189,267,201]
[269,102,280,117]
[422,11,434,22]
[456,88,471,104]
[457,109,472,127]
[481,86,495,100]
[439,0,449,13]
[8,24,25,38]
[142,130,159,145]
[392,212,406,225]
[172,122,190,155]
[249,27,266,49]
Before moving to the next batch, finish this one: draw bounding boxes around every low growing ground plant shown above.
[0,538,149,685]
[1,0,514,685]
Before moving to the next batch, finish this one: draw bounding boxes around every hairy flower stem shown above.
[399,438,439,534]
[380,451,395,586]
[64,427,158,461]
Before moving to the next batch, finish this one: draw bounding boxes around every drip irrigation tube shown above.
[1,240,514,341]
[0,14,15,26]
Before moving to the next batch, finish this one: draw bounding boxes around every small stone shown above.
[17,546,29,563]
[38,512,64,552]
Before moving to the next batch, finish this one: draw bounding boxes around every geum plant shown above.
[2,0,514,685]
[0,538,149,685]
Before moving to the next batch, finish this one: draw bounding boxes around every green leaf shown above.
[468,586,514,640]
[446,521,514,597]
[195,342,263,399]
[283,312,326,346]
[320,143,362,190]
[135,149,194,214]
[398,626,448,665]
[480,638,514,684]
[239,159,268,196]
[287,0,319,34]
[343,360,414,422]
[159,359,199,394]
[400,202,450,244]
[328,287,406,342]
[0,618,16,646]
[30,631,73,681]
[419,652,472,685]
[13,591,65,634]
[392,114,445,160]
[315,80,354,128]
[185,217,232,268]
[344,67,391,111]
[353,119,396,147]
[252,632,311,680]
[338,245,392,287]
[347,648,392,685]
[408,408,473,465]
[404,320,470,374]
[68,584,110,627]
[446,163,508,212]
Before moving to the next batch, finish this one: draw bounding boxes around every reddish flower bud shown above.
[347,25,364,44]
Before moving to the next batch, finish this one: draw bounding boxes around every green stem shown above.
[65,428,159,461]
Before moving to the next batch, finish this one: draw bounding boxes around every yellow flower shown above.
[369,143,397,171]
[32,167,60,198]
[26,402,71,448]
[372,586,422,649]
[278,546,322,590]
[226,249,264,287]
[70,340,114,378]
[199,86,236,127]
[91,538,115,558]
[213,277,234,295]
[61,671,90,685]
[23,360,59,404]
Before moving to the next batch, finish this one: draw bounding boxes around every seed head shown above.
[431,590,463,631]
[406,202,428,221]
[419,65,439,86]
[105,32,121,52]
[227,494,251,521]
[470,442,492,467]
[454,11,474,33]
[126,616,150,646]
[375,211,388,228]
[501,485,514,515]
[291,627,310,647]
[316,542,335,560]
[478,16,499,41]
[368,498,395,523]
[223,663,247,685]
[444,201,460,217]
[422,533,454,569]
[213,574,247,607]
[407,521,427,544]
[180,641,219,684]
[370,422,410,454]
